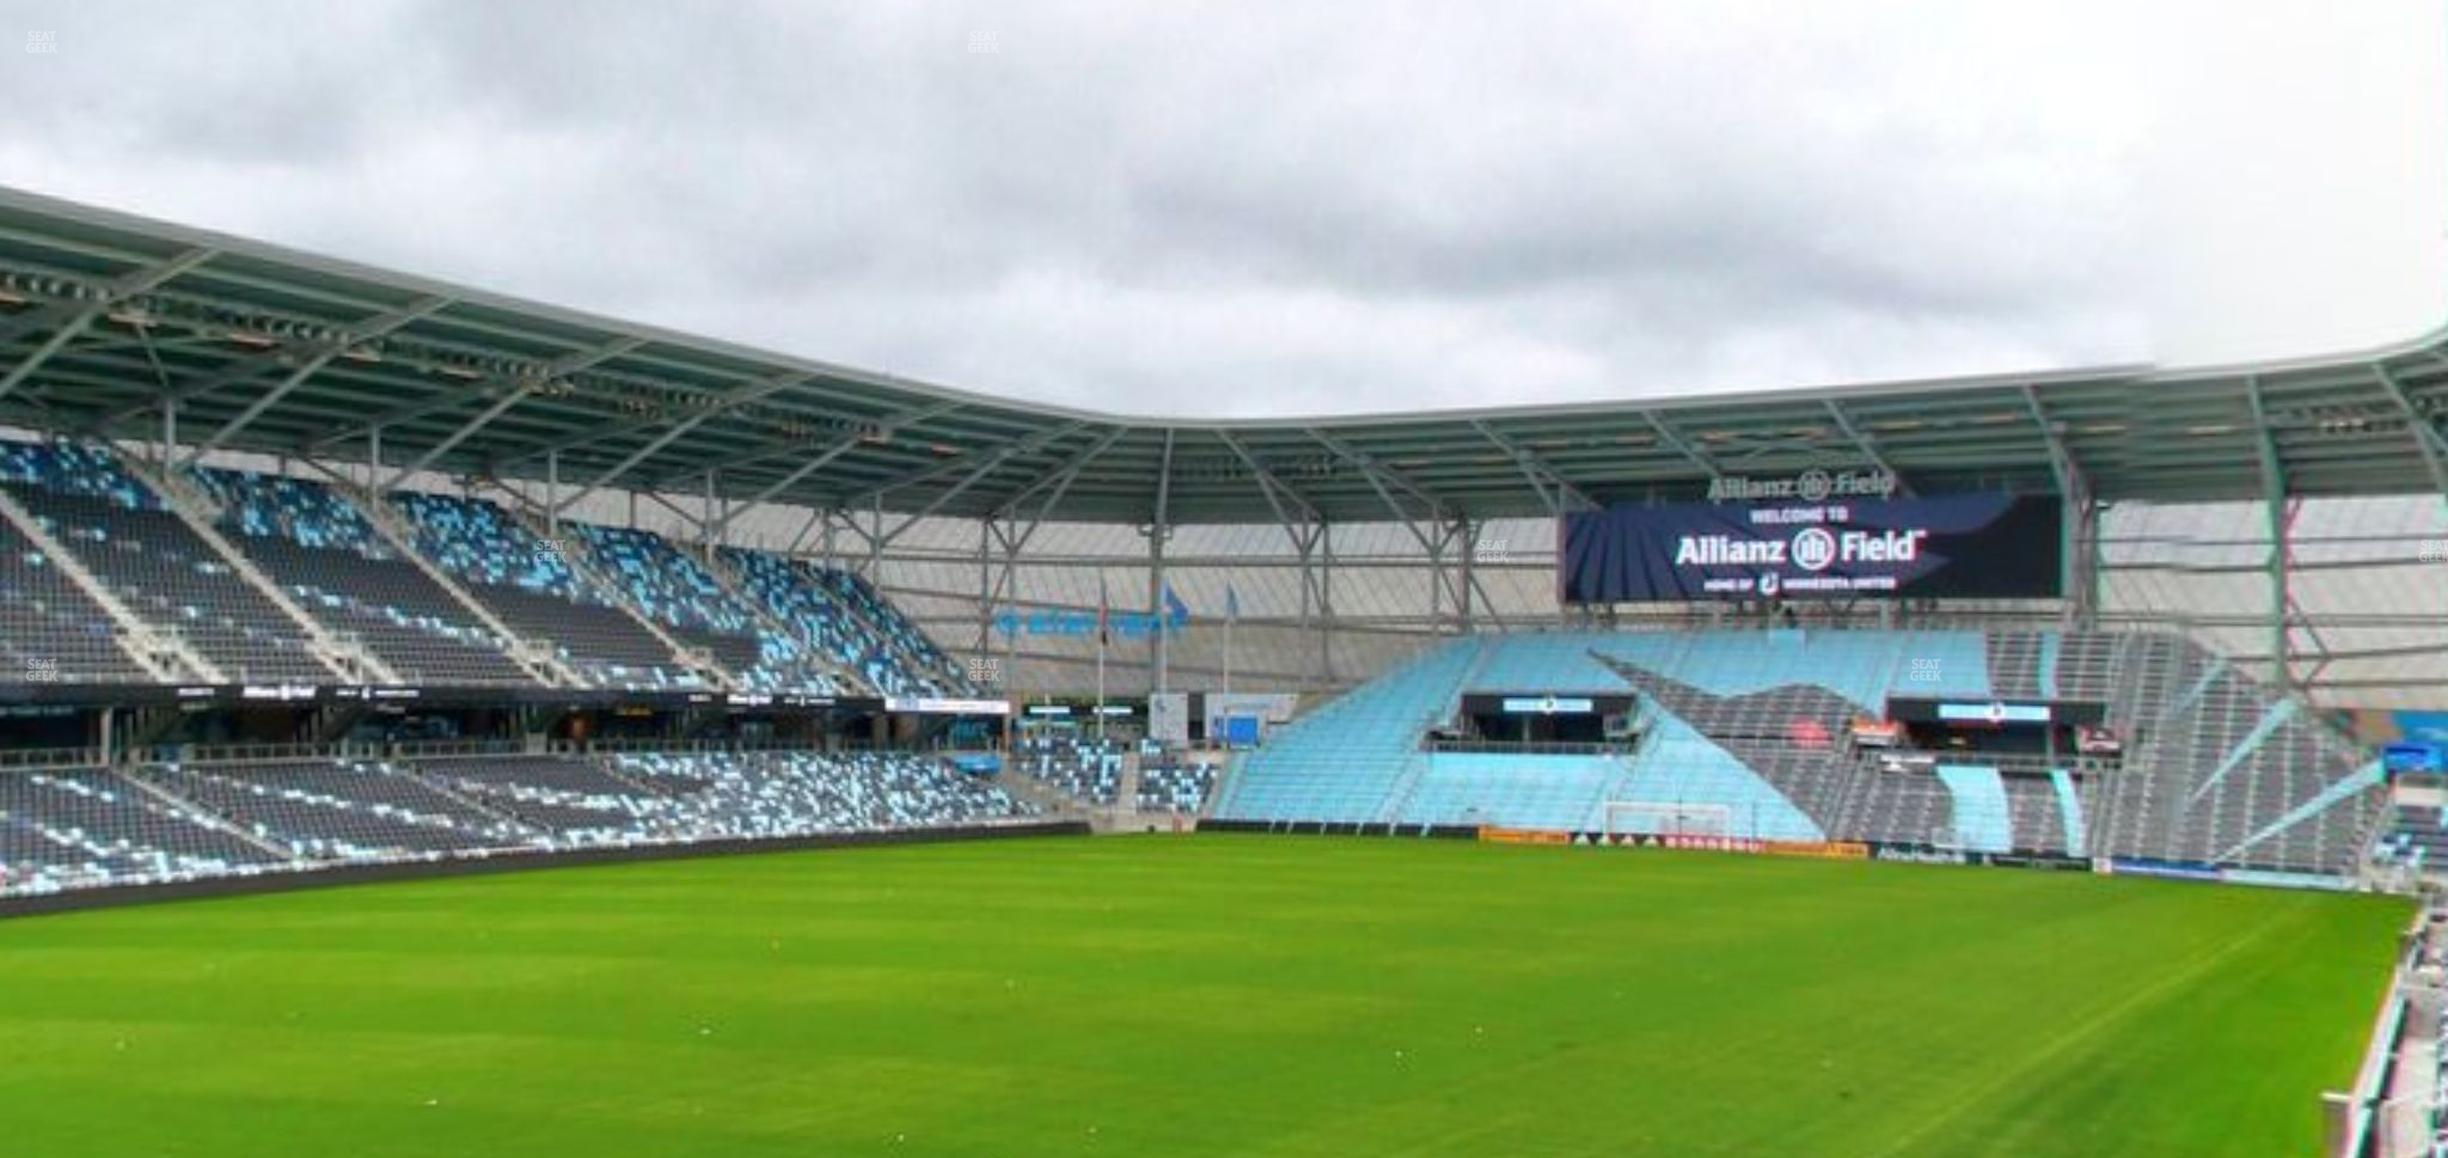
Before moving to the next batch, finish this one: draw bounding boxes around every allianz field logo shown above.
[1707,468,1897,504]
[1790,527,1839,572]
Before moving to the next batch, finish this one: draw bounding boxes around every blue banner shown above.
[994,588,1190,640]
[2394,712,2448,745]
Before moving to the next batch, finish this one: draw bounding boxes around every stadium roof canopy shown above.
[0,184,2443,526]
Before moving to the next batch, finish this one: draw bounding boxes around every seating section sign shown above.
[1560,492,2061,603]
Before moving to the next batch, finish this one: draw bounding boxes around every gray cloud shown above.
[0,0,2435,417]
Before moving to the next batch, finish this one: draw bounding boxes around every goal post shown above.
[1602,801,1735,840]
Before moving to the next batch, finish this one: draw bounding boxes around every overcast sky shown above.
[0,1,2439,417]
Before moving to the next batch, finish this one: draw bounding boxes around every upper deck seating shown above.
[390,493,698,689]
[191,468,533,685]
[2,441,329,681]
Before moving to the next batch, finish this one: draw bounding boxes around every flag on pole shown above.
[1161,583,1189,633]
[1094,575,1109,737]
[1096,576,1111,646]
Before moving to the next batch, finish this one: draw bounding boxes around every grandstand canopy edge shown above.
[0,184,2444,529]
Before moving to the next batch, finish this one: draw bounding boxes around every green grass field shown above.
[0,836,2408,1157]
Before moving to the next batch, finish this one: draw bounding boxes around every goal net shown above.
[1601,801,1735,841]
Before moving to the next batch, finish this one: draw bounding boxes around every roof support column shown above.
[1150,430,1175,697]
[975,517,994,667]
[1318,522,1337,689]
[870,494,885,580]
[1456,516,1476,635]
[2245,376,2291,694]
[1000,519,1024,702]
[2022,383,2098,633]
[2070,494,2101,633]
[545,449,559,539]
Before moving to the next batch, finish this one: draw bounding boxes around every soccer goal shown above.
[1601,801,1735,841]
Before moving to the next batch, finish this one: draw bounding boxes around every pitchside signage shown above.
[1560,491,2062,603]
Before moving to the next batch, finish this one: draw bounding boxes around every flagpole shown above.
[1095,576,1108,742]
[1223,602,1234,700]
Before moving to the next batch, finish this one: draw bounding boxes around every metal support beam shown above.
[1213,430,1324,525]
[317,335,644,455]
[498,373,804,474]
[1821,399,1913,496]
[975,518,994,660]
[2374,365,2448,498]
[547,401,739,515]
[182,349,343,465]
[2243,376,2292,693]
[1314,433,1472,619]
[0,246,215,350]
[1638,411,1725,481]
[1318,522,1336,687]
[1215,433,1334,651]
[1307,430,1447,516]
[849,422,1090,525]
[1469,420,1595,512]
[638,489,707,540]
[131,295,453,447]
[2020,383,2098,629]
[716,433,868,525]
[387,383,538,490]
[643,400,968,494]
[0,312,98,405]
[0,249,215,409]
[987,426,1131,521]
[1455,517,1474,632]
[1150,429,1175,694]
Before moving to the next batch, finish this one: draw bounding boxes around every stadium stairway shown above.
[113,452,388,684]
[994,765,1088,817]
[109,766,296,861]
[1115,749,1144,812]
[353,489,578,687]
[503,504,737,690]
[189,466,547,688]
